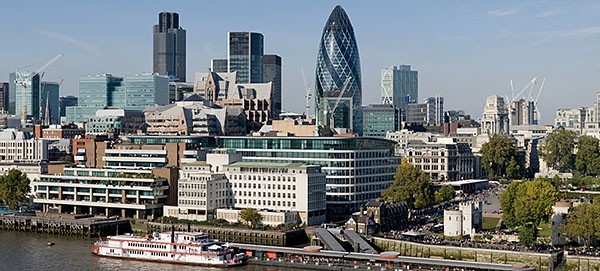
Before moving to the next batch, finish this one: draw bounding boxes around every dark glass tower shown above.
[315,5,362,133]
[228,32,264,83]
[153,12,186,82]
[263,54,282,118]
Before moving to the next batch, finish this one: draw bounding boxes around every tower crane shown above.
[14,53,63,124]
[300,68,312,117]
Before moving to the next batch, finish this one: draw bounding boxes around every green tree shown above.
[575,135,600,176]
[565,201,600,247]
[480,134,522,180]
[382,159,434,209]
[499,179,557,245]
[0,169,31,210]
[518,223,538,247]
[435,185,456,204]
[60,154,74,163]
[239,208,262,228]
[541,129,576,172]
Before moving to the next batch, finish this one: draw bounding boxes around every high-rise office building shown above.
[362,104,400,138]
[315,5,362,133]
[66,73,169,123]
[425,96,444,126]
[227,32,264,83]
[153,12,186,82]
[210,59,228,73]
[9,71,40,119]
[40,82,60,125]
[263,54,282,118]
[0,82,8,113]
[381,65,418,113]
[59,96,78,117]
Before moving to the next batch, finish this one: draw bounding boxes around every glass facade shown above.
[263,54,282,118]
[153,12,186,82]
[381,65,418,113]
[315,5,362,132]
[40,82,60,125]
[219,136,400,221]
[11,72,40,119]
[362,104,400,138]
[66,74,168,123]
[228,32,264,84]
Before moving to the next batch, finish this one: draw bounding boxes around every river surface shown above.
[0,231,293,271]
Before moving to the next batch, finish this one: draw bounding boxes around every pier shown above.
[0,214,130,237]
[232,243,536,271]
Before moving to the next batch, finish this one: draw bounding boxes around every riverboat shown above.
[91,229,246,267]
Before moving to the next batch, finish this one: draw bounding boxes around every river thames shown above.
[0,231,293,271]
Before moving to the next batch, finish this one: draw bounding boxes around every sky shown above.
[2,1,600,124]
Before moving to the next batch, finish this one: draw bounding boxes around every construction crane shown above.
[325,77,352,129]
[300,68,312,117]
[14,53,63,124]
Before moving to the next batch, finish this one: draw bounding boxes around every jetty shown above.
[0,214,130,237]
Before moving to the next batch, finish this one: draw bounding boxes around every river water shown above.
[0,231,293,271]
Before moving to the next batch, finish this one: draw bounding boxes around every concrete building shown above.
[153,12,186,82]
[164,150,327,226]
[481,95,509,135]
[219,136,400,221]
[555,107,586,134]
[444,201,482,237]
[86,109,145,137]
[425,96,444,126]
[386,129,435,155]
[404,137,475,181]
[406,103,427,124]
[510,99,536,126]
[194,71,273,133]
[362,104,400,138]
[0,129,50,163]
[34,124,86,139]
[33,166,169,219]
[381,65,418,113]
[223,161,326,226]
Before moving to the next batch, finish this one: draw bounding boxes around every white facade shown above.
[404,138,475,181]
[386,129,435,155]
[481,95,509,135]
[223,162,326,226]
[0,129,49,162]
[443,201,483,237]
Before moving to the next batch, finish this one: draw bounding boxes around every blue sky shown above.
[2,1,600,124]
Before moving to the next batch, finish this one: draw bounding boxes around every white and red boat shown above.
[91,230,247,267]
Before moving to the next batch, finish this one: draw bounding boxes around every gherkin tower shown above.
[315,5,362,133]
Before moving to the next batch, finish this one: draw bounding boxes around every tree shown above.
[382,159,434,209]
[575,135,600,176]
[0,169,31,210]
[435,185,456,204]
[518,223,538,247]
[499,179,557,245]
[239,208,262,228]
[480,134,522,180]
[565,201,600,247]
[541,129,576,172]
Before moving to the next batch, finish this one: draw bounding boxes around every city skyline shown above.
[2,1,600,124]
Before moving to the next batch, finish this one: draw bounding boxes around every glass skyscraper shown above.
[315,5,362,133]
[153,12,186,82]
[228,32,264,83]
[381,65,418,113]
[263,54,282,118]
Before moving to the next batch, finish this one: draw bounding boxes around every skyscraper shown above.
[210,59,228,73]
[227,32,264,83]
[0,82,8,113]
[40,82,60,125]
[263,54,282,118]
[315,5,362,133]
[381,65,418,113]
[153,12,186,82]
[9,71,40,119]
